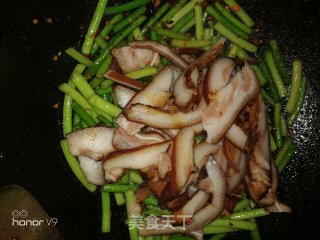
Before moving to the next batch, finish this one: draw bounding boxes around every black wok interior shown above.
[1,0,320,239]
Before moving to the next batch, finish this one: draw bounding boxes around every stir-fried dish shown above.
[59,0,307,239]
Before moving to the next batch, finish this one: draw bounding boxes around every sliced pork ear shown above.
[129,40,189,70]
[78,156,106,185]
[66,127,115,160]
[162,128,180,138]
[180,54,196,64]
[164,191,189,210]
[225,124,248,150]
[258,159,277,206]
[115,114,144,135]
[203,57,236,103]
[125,96,207,129]
[173,66,200,112]
[183,158,226,231]
[173,39,226,112]
[245,95,277,207]
[130,65,182,108]
[173,190,210,223]
[139,158,227,236]
[202,57,249,150]
[192,38,226,70]
[266,200,292,213]
[194,142,222,169]
[176,47,205,57]
[161,123,204,201]
[223,195,242,216]
[113,85,136,108]
[103,141,172,182]
[112,127,165,150]
[202,63,260,144]
[142,127,174,140]
[184,141,223,194]
[264,159,291,212]
[105,70,145,90]
[111,46,160,73]
[145,170,171,202]
[215,139,247,194]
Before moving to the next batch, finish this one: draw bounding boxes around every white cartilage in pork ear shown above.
[66,127,115,160]
[79,156,106,185]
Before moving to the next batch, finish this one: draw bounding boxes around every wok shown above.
[0,0,320,239]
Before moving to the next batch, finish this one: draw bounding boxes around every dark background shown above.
[1,0,320,239]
